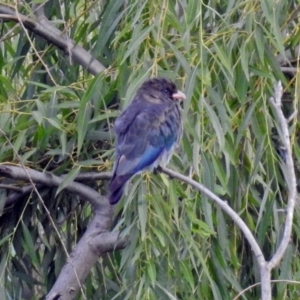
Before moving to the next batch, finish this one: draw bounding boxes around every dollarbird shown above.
[108,77,186,205]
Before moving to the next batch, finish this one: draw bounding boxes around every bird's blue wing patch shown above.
[116,145,164,177]
[132,145,164,174]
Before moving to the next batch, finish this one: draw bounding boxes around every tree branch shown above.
[1,170,112,208]
[0,164,107,210]
[0,183,26,193]
[160,81,297,300]
[46,211,127,300]
[3,184,36,207]
[159,166,265,263]
[0,164,128,299]
[0,4,106,76]
[75,171,112,181]
[280,67,298,75]
[276,46,300,66]
[267,81,297,269]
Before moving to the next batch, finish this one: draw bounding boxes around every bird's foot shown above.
[153,165,162,174]
[154,165,174,179]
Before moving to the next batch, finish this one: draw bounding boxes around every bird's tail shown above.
[108,174,131,205]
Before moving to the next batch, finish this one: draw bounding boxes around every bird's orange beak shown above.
[172,90,186,101]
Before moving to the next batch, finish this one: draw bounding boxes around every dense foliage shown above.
[0,0,300,299]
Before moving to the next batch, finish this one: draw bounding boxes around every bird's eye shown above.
[163,88,170,94]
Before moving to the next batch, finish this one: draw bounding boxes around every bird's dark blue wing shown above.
[114,104,170,171]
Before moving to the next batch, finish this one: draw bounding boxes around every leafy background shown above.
[0,0,300,299]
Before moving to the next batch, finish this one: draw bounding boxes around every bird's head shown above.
[136,77,186,104]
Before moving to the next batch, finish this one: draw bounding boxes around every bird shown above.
[108,77,186,205]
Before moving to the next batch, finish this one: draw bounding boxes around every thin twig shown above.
[280,67,298,74]
[75,171,112,181]
[4,184,38,207]
[159,166,265,263]
[233,279,300,300]
[0,183,25,192]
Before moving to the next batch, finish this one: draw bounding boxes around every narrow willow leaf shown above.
[77,159,106,166]
[213,42,232,76]
[151,226,165,247]
[156,284,178,300]
[249,66,273,78]
[169,180,179,227]
[21,222,39,266]
[264,46,287,84]
[211,155,228,193]
[185,0,201,27]
[77,74,102,154]
[21,148,37,162]
[256,180,273,230]
[96,0,127,55]
[57,101,80,109]
[56,166,81,196]
[201,154,214,231]
[254,25,265,63]
[179,260,195,290]
[146,261,156,285]
[203,100,225,149]
[235,59,249,105]
[192,117,201,176]
[250,135,266,181]
[163,39,190,72]
[235,101,256,149]
[45,117,62,130]
[124,71,151,107]
[89,110,119,123]
[59,131,66,156]
[256,194,274,246]
[138,182,147,241]
[183,66,198,117]
[0,75,15,94]
[121,24,155,65]
[0,190,6,217]
[13,130,26,158]
[32,110,43,125]
[277,244,294,298]
[10,33,30,79]
[0,103,11,130]
[207,88,229,132]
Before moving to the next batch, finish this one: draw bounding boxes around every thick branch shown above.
[0,4,106,75]
[0,164,128,300]
[46,210,127,300]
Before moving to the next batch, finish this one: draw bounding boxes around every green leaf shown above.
[56,166,81,195]
[77,75,102,155]
[138,182,147,241]
[21,222,39,266]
